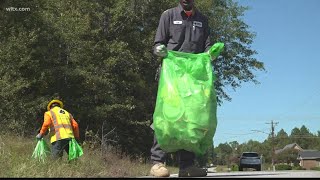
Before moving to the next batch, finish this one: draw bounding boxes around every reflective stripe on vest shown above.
[50,110,61,140]
[49,107,74,142]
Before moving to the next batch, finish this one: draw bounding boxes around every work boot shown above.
[178,166,207,177]
[150,163,170,177]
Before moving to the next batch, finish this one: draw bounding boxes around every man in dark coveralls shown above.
[150,0,215,177]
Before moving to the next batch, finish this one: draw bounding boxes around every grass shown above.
[0,133,178,178]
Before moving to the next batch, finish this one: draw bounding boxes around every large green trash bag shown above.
[153,42,224,155]
[68,138,83,161]
[31,138,51,162]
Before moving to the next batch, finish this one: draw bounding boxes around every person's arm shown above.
[71,118,80,139]
[39,112,52,136]
[153,10,170,55]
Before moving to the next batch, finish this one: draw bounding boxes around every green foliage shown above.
[214,125,320,167]
[0,134,179,177]
[214,142,233,165]
[275,164,292,170]
[241,140,263,152]
[197,0,265,103]
[310,167,320,171]
[289,125,315,149]
[230,163,239,171]
[276,149,299,164]
[292,166,306,170]
[1,0,264,158]
[275,129,290,150]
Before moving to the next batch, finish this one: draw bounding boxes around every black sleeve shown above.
[153,10,170,55]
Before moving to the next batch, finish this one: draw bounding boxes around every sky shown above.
[214,0,320,146]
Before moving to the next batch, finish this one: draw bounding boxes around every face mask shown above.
[180,0,194,11]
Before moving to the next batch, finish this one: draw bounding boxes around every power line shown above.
[221,132,258,136]
[277,136,320,139]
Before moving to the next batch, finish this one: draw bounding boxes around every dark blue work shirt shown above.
[153,3,212,54]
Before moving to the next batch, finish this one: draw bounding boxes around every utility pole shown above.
[266,120,278,171]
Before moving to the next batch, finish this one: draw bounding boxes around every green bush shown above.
[275,164,292,170]
[311,167,320,171]
[231,164,239,171]
[292,166,306,170]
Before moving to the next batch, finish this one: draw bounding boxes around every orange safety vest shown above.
[46,107,75,143]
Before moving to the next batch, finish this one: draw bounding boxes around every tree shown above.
[275,129,289,150]
[196,0,265,103]
[214,142,232,165]
[242,140,263,153]
[0,0,154,156]
[0,0,265,158]
[290,126,314,149]
[228,141,240,164]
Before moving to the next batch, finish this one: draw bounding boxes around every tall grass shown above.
[0,133,178,177]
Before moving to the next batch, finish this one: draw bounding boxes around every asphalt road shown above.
[167,170,320,178]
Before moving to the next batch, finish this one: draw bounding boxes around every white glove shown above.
[155,44,168,57]
[36,133,43,140]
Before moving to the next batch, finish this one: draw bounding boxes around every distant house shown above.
[275,143,303,155]
[275,143,303,165]
[298,150,320,170]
